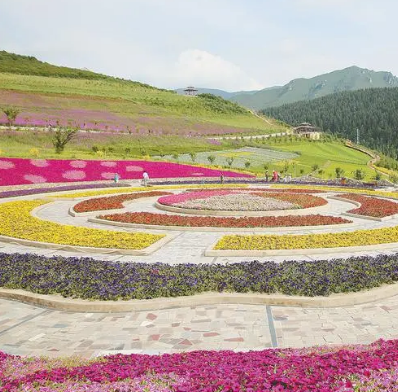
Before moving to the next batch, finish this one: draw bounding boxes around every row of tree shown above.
[261,87,398,158]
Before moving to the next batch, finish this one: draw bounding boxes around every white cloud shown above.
[171,49,264,91]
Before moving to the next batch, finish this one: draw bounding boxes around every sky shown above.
[1,0,397,91]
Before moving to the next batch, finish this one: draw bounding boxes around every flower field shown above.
[0,200,163,249]
[100,211,350,228]
[2,252,398,299]
[73,191,172,213]
[3,339,398,391]
[340,193,398,218]
[0,158,251,186]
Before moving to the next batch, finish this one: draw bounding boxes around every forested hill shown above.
[261,87,398,157]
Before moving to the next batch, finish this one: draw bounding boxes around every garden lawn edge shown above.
[155,201,330,217]
[1,282,398,312]
[88,216,354,232]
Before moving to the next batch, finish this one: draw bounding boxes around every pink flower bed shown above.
[0,158,251,186]
[158,190,235,205]
[2,339,398,391]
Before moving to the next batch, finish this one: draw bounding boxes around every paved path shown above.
[1,295,398,358]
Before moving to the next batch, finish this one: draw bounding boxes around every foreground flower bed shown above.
[2,252,398,299]
[0,158,251,186]
[100,211,351,228]
[73,191,173,213]
[3,339,398,391]
[340,193,398,218]
[215,223,398,250]
[0,201,163,249]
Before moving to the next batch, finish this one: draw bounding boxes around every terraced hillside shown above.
[0,51,286,136]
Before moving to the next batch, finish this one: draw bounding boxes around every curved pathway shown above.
[1,187,398,358]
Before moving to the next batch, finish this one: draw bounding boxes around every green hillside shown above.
[261,87,398,158]
[231,66,398,110]
[0,51,286,135]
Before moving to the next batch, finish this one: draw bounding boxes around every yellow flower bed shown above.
[0,200,164,249]
[52,184,248,199]
[215,226,398,250]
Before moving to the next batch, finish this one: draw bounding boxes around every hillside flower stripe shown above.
[0,200,163,249]
[0,157,251,186]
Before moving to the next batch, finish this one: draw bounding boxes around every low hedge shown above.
[1,252,398,300]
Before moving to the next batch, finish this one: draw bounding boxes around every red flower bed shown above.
[255,192,328,208]
[74,191,172,213]
[3,339,398,391]
[99,211,351,227]
[341,193,398,218]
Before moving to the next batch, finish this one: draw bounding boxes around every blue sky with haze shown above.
[1,0,397,91]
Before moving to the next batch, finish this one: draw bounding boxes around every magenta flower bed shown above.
[158,190,235,205]
[2,339,398,391]
[0,158,251,186]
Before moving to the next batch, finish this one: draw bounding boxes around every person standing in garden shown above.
[265,170,269,182]
[113,173,119,183]
[142,170,149,186]
[272,170,278,182]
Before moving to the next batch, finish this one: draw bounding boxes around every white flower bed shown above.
[175,193,299,211]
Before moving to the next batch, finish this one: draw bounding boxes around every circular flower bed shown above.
[158,190,327,211]
[0,200,164,250]
[73,191,173,213]
[99,211,351,228]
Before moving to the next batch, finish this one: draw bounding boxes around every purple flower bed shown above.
[2,339,398,391]
[0,158,251,186]
[1,253,398,299]
[0,183,127,199]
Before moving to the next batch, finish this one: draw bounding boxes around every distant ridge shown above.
[230,66,398,110]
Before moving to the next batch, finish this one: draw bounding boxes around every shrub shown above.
[2,107,20,126]
[335,167,345,178]
[52,127,78,154]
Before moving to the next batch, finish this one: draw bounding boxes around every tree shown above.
[207,155,216,165]
[263,162,270,171]
[311,164,319,172]
[353,168,365,180]
[189,152,197,163]
[172,153,179,161]
[52,127,78,154]
[244,161,251,169]
[335,167,345,178]
[226,157,234,168]
[2,107,20,126]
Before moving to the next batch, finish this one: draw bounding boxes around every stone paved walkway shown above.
[1,295,398,358]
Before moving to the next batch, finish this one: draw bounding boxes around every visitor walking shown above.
[142,170,149,186]
[113,173,119,183]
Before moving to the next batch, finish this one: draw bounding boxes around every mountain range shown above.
[177,66,398,111]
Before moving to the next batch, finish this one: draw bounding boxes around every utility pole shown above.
[356,128,360,145]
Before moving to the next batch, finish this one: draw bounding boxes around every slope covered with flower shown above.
[0,158,251,186]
